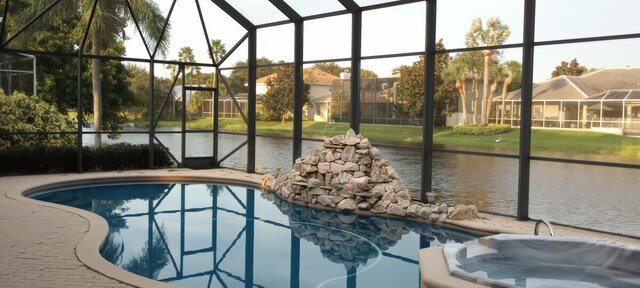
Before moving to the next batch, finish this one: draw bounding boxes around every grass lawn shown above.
[139,117,640,159]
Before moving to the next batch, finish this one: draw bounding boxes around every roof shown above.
[501,68,640,101]
[256,68,340,85]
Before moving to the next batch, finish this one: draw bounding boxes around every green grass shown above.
[131,117,640,160]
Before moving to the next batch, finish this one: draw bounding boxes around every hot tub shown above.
[442,234,640,288]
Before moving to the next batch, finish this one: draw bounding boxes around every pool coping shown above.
[2,169,640,288]
[1,169,262,288]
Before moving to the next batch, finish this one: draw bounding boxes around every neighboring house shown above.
[494,68,640,135]
[256,67,339,121]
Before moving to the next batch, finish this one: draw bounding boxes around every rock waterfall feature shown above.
[261,129,478,222]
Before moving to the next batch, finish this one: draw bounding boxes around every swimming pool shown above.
[33,182,479,288]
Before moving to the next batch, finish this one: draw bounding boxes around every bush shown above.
[453,124,511,136]
[0,143,174,176]
[0,90,76,148]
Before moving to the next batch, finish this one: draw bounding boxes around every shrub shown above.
[453,124,511,136]
[0,143,173,176]
[0,90,76,148]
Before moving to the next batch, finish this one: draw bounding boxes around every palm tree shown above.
[83,0,169,146]
[178,46,200,76]
[500,61,521,124]
[210,39,227,64]
[465,17,511,125]
[443,60,469,125]
[209,39,227,89]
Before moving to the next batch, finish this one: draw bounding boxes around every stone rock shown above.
[337,198,357,210]
[366,197,379,205]
[356,149,369,155]
[341,146,356,161]
[303,156,320,165]
[438,213,448,222]
[387,204,406,216]
[343,162,359,172]
[356,138,370,149]
[396,190,411,201]
[335,172,353,185]
[307,178,321,188]
[310,187,325,196]
[330,163,343,174]
[448,205,479,220]
[369,147,381,159]
[397,198,411,209]
[418,207,431,218]
[438,204,449,213]
[429,213,440,222]
[406,204,422,217]
[345,128,357,138]
[318,163,331,174]
[372,184,386,197]
[302,164,318,174]
[342,136,361,146]
[386,166,400,179]
[381,191,397,203]
[371,202,387,214]
[349,176,370,186]
[330,135,344,145]
[325,152,335,162]
[357,201,372,210]
[358,156,372,165]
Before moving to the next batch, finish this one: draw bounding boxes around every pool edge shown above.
[4,168,263,288]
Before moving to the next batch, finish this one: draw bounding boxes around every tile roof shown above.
[256,67,340,85]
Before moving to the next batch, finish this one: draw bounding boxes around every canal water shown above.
[89,128,640,237]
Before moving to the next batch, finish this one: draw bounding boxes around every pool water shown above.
[33,182,479,288]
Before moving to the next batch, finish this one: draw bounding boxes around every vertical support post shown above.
[350,10,362,134]
[181,64,186,165]
[247,29,257,173]
[290,231,300,288]
[214,69,220,166]
[293,21,304,163]
[421,0,437,203]
[518,0,536,220]
[149,60,155,168]
[245,188,255,288]
[76,56,84,172]
[212,185,218,269]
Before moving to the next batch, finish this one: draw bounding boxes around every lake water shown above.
[88,128,640,237]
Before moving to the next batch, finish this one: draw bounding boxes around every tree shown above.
[465,17,511,125]
[224,57,276,94]
[261,65,310,124]
[360,69,378,79]
[178,46,200,76]
[313,62,344,77]
[210,39,227,64]
[17,0,170,146]
[396,39,456,123]
[0,90,76,148]
[500,61,522,124]
[551,58,587,78]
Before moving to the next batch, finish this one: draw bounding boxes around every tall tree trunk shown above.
[500,75,513,125]
[472,78,479,125]
[486,80,498,124]
[281,113,285,125]
[481,50,491,125]
[92,33,103,146]
[456,79,468,125]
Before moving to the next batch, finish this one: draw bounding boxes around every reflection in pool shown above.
[33,183,479,288]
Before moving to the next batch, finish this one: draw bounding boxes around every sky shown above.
[123,0,640,83]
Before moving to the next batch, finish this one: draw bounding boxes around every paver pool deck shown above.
[1,169,638,288]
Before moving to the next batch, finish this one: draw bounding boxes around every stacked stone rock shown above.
[262,129,481,222]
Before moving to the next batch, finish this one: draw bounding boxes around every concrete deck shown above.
[1,169,638,288]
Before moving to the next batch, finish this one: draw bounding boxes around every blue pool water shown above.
[33,182,480,288]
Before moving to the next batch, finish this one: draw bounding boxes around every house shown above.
[256,67,339,121]
[171,84,213,117]
[494,68,640,135]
